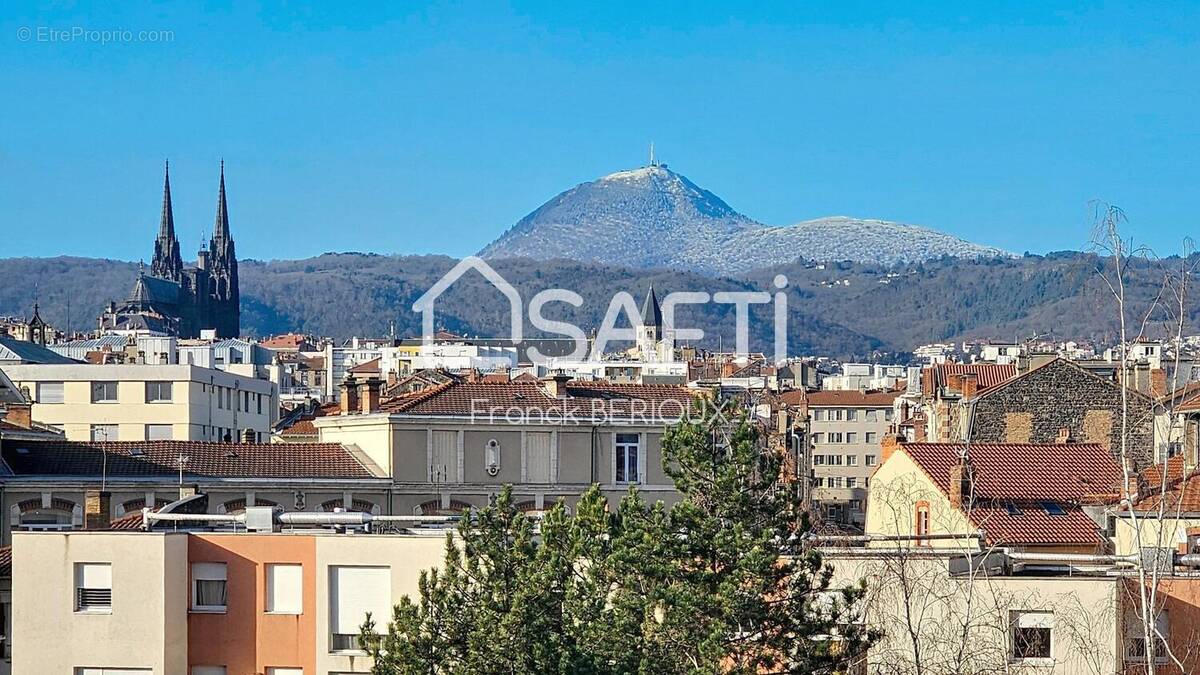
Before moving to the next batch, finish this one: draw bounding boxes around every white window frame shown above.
[145,381,173,403]
[90,381,118,403]
[191,562,228,613]
[1010,610,1054,665]
[266,563,303,615]
[74,562,112,614]
[1125,610,1169,665]
[613,433,642,484]
[37,381,64,404]
[145,424,173,441]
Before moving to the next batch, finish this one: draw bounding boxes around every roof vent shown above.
[14,447,28,455]
[129,447,145,457]
[224,450,238,459]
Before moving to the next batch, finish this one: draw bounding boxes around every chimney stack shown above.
[960,373,978,399]
[880,433,902,463]
[2,401,32,429]
[949,461,973,510]
[84,489,112,530]
[945,372,964,395]
[240,427,256,444]
[360,377,383,414]
[340,376,359,415]
[541,372,572,399]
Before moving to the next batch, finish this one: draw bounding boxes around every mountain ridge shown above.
[480,165,1009,274]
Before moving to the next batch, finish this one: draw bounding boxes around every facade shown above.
[1,363,277,442]
[316,375,696,512]
[98,162,239,339]
[11,527,445,675]
[783,389,898,527]
[0,438,388,547]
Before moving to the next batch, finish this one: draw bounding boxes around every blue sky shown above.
[2,1,1198,262]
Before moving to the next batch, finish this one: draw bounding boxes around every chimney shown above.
[240,427,256,444]
[949,461,973,510]
[960,373,978,399]
[84,489,112,530]
[1056,427,1073,444]
[2,402,32,429]
[340,376,359,415]
[1150,368,1168,398]
[541,372,572,399]
[360,377,383,414]
[880,433,902,463]
[945,372,964,395]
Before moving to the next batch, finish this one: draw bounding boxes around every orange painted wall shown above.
[188,533,317,675]
[1122,577,1200,675]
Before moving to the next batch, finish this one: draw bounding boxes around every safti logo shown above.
[412,256,790,365]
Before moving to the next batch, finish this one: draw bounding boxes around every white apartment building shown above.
[805,389,898,527]
[822,363,907,391]
[0,363,277,442]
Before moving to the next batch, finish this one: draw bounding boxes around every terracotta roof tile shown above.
[923,363,1018,394]
[380,380,694,422]
[1,440,378,479]
[900,442,1121,545]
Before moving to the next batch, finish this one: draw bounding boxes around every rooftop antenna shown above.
[649,141,656,167]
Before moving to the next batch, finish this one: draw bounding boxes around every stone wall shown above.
[970,359,1154,467]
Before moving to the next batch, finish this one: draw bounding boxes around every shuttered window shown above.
[330,566,391,652]
[191,562,228,611]
[430,431,458,483]
[266,564,303,614]
[75,563,112,612]
[37,381,64,404]
[526,432,553,483]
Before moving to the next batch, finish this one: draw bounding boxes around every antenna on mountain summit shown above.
[648,141,656,167]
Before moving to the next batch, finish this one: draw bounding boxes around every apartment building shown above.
[0,438,389,546]
[12,524,445,675]
[785,389,898,527]
[316,374,697,512]
[0,363,278,443]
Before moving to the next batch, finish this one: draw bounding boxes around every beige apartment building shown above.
[1,363,277,443]
[316,375,696,513]
[798,389,898,526]
[11,526,446,675]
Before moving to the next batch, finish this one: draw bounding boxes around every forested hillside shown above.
[1,252,1195,360]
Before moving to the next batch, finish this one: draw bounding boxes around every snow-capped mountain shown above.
[479,165,1009,275]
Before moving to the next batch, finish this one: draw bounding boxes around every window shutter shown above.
[266,564,303,614]
[78,562,112,589]
[331,566,392,634]
[526,433,552,483]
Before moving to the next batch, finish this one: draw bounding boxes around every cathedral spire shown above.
[212,159,230,244]
[158,160,175,241]
[151,160,184,281]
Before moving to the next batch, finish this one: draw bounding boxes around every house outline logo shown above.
[412,256,523,344]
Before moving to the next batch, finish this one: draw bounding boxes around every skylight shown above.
[1041,502,1066,516]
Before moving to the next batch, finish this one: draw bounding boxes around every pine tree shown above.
[362,405,873,674]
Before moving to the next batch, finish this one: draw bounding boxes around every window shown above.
[192,668,227,675]
[813,455,826,466]
[828,432,843,443]
[828,454,843,466]
[257,394,264,415]
[37,381,64,404]
[847,477,858,488]
[865,454,878,467]
[915,503,931,546]
[75,562,112,612]
[811,433,823,444]
[846,409,858,421]
[1011,611,1054,662]
[266,564,303,614]
[813,477,824,487]
[832,409,843,421]
[526,432,553,483]
[331,566,391,653]
[145,424,173,441]
[91,381,118,403]
[265,669,302,675]
[865,409,878,422]
[811,409,823,421]
[884,409,894,421]
[192,562,228,612]
[1125,611,1169,664]
[429,430,459,483]
[846,455,858,466]
[145,381,173,402]
[830,477,844,488]
[849,499,863,510]
[90,424,119,442]
[865,432,878,444]
[615,433,641,484]
[846,432,857,444]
